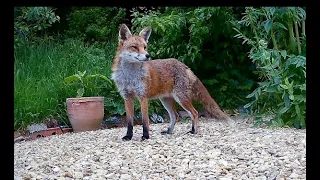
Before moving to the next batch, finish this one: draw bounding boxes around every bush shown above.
[66,7,126,42]
[14,7,60,45]
[233,7,306,128]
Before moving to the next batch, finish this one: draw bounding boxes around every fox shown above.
[111,24,235,141]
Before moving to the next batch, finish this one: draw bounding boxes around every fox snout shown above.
[120,51,150,62]
[136,53,150,61]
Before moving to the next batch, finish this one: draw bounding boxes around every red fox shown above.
[111,24,235,141]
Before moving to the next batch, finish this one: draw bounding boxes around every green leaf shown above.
[279,106,289,114]
[76,88,84,97]
[280,84,288,89]
[258,81,270,87]
[295,104,301,117]
[79,70,86,77]
[280,50,287,58]
[274,77,281,84]
[300,84,306,91]
[271,119,280,127]
[261,65,272,70]
[297,7,306,19]
[264,20,273,34]
[270,7,276,15]
[64,75,80,84]
[289,94,294,100]
[220,86,227,91]
[273,22,287,30]
[86,74,113,85]
[244,101,255,109]
[246,88,258,98]
[265,85,277,92]
[284,93,290,107]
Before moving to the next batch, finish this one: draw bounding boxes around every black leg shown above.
[141,120,149,141]
[122,122,133,141]
[189,125,196,134]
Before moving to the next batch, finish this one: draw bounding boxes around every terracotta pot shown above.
[14,131,20,139]
[66,97,104,133]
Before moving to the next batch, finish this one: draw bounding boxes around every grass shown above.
[14,38,118,131]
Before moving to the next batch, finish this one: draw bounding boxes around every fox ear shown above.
[139,26,152,43]
[119,24,132,41]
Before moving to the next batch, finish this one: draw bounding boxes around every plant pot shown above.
[66,97,104,133]
[14,131,20,139]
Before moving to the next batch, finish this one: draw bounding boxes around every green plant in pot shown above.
[64,71,113,132]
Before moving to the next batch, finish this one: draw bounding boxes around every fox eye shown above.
[130,46,138,50]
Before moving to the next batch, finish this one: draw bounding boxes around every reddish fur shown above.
[191,78,230,121]
[144,63,175,98]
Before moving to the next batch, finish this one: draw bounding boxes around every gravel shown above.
[14,116,306,180]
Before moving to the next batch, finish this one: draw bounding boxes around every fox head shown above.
[118,24,152,62]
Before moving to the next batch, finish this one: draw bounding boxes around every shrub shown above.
[14,7,60,45]
[66,7,126,42]
[233,7,306,128]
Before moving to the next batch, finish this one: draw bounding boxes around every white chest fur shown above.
[111,60,147,99]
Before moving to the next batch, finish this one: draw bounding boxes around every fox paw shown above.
[188,126,198,134]
[161,131,168,135]
[122,135,132,141]
[189,129,198,134]
[161,128,173,135]
[161,130,174,135]
[141,135,149,141]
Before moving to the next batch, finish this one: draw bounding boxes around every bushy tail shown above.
[192,78,235,126]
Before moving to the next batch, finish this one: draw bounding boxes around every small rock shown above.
[29,172,36,178]
[36,175,43,179]
[269,170,279,180]
[53,167,60,173]
[109,161,118,167]
[218,159,228,167]
[207,175,216,179]
[120,173,131,179]
[74,172,83,179]
[258,165,268,172]
[256,176,266,180]
[178,173,184,178]
[23,174,31,180]
[64,172,73,178]
[219,178,232,180]
[294,159,301,166]
[240,174,248,179]
[105,173,116,178]
[289,172,299,178]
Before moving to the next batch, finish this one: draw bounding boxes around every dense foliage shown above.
[66,7,126,42]
[233,7,306,128]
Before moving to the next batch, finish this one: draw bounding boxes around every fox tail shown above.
[191,78,235,126]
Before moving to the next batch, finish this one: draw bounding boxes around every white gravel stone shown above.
[14,116,306,179]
